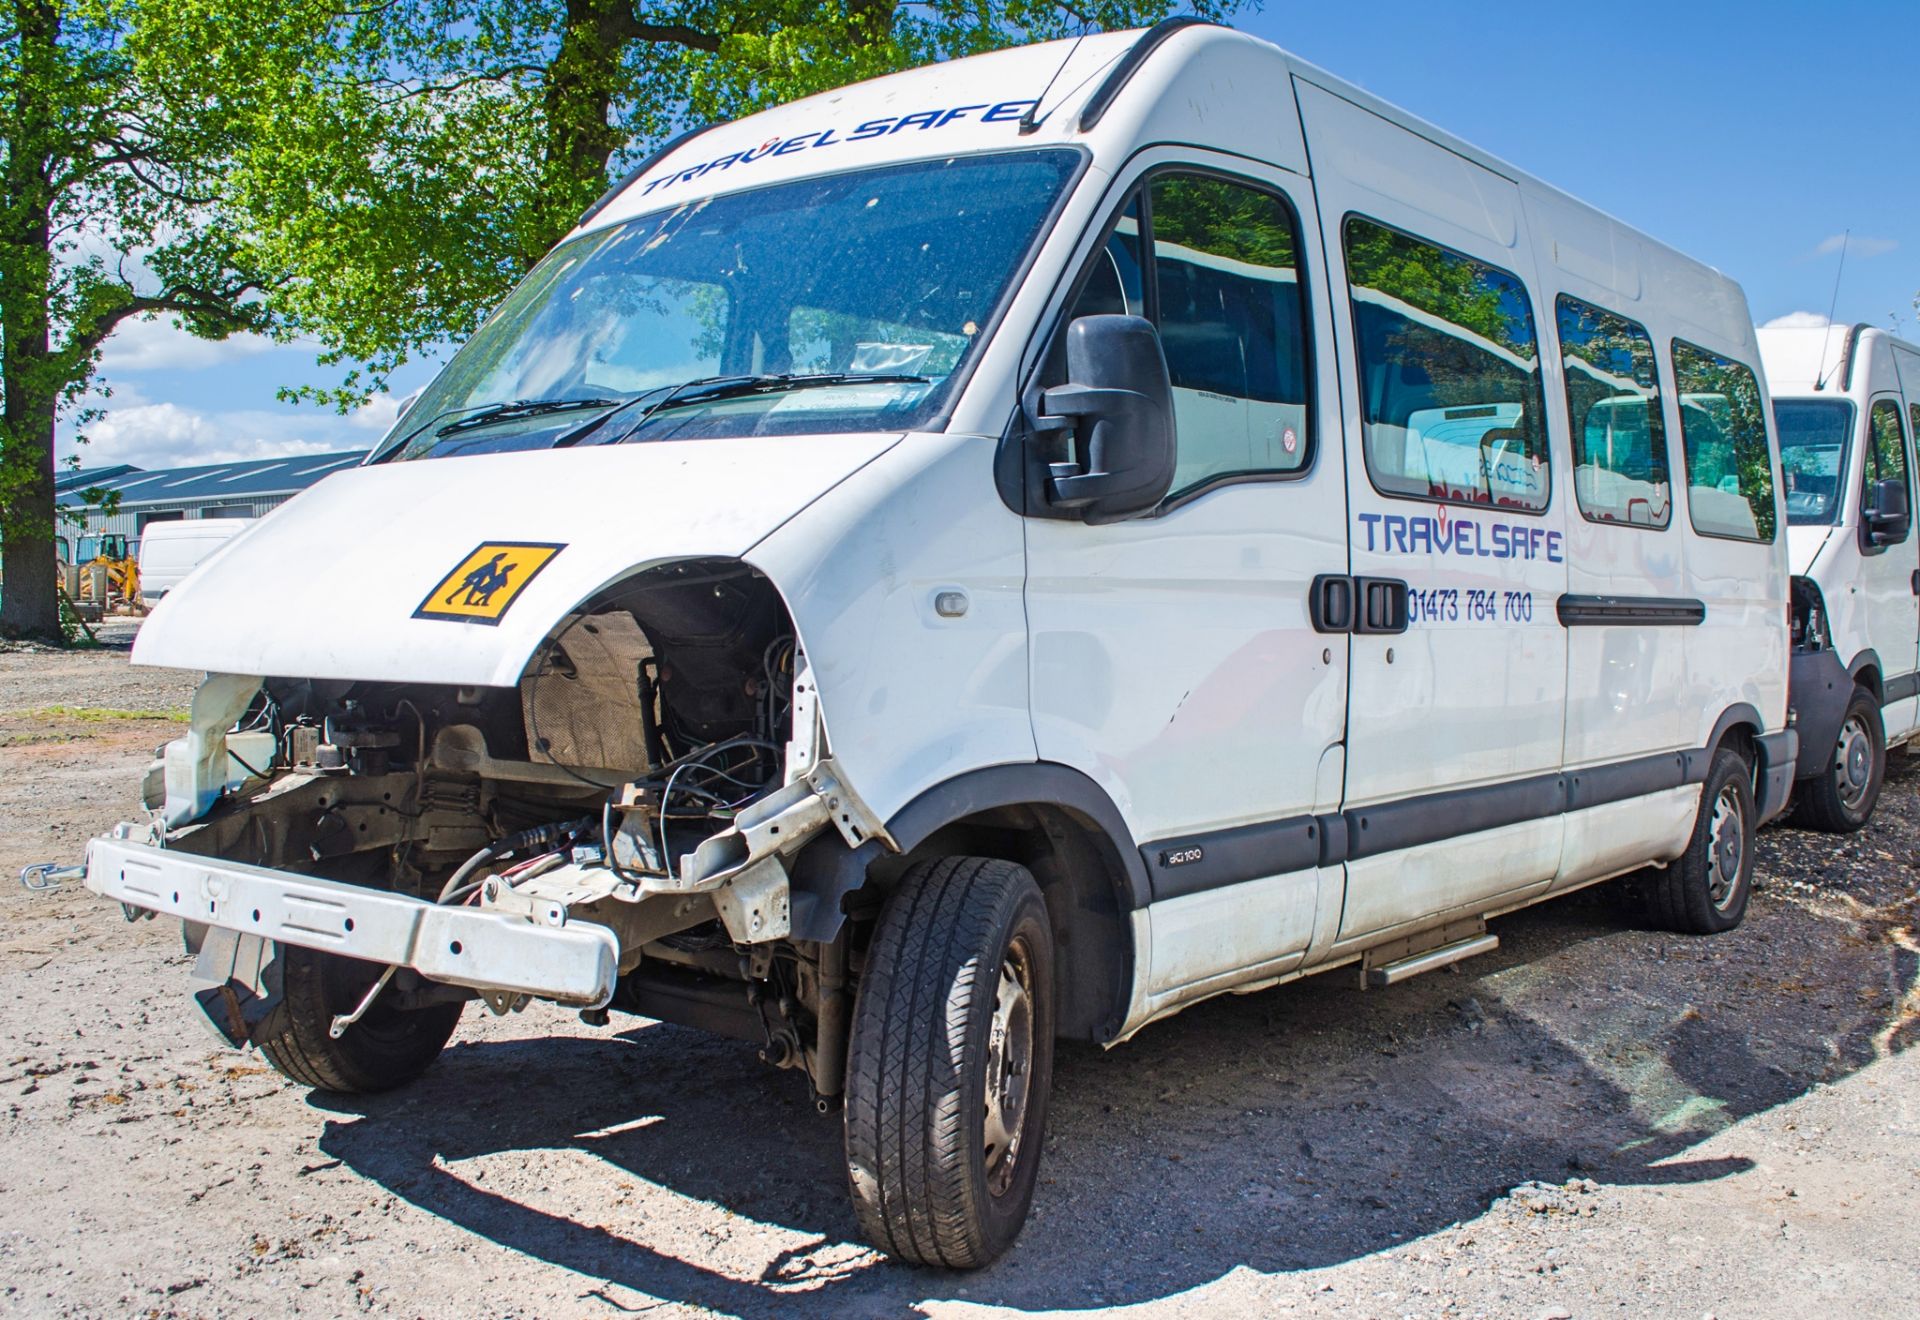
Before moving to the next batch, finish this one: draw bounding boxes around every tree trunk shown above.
[0,0,64,641]
[532,0,641,263]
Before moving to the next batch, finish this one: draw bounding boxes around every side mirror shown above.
[1036,315,1177,524]
[1865,477,1911,546]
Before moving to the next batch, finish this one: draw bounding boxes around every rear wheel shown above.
[254,945,462,1093]
[1792,686,1885,833]
[844,856,1056,1269]
[1647,747,1754,935]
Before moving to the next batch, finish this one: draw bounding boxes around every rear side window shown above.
[1671,341,1777,542]
[1554,296,1670,528]
[1343,216,1550,512]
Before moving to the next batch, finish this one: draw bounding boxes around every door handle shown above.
[1355,577,1409,635]
[1309,575,1408,635]
[1310,575,1355,634]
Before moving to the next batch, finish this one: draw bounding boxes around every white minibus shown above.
[1761,323,1920,830]
[69,21,1790,1265]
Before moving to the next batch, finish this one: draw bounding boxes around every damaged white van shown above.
[70,20,1791,1266]
[1762,322,1920,830]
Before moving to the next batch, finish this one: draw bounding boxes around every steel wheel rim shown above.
[1833,715,1875,813]
[1707,782,1745,909]
[982,937,1035,1197]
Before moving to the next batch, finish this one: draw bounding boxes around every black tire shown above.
[844,856,1057,1269]
[254,945,462,1093]
[1792,686,1885,833]
[1647,747,1754,935]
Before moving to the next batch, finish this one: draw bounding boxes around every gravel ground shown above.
[2,644,1917,1318]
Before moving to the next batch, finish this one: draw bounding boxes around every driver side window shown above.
[1866,400,1911,545]
[1058,171,1313,502]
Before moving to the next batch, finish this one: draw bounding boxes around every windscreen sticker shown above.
[414,542,565,625]
[637,99,1040,198]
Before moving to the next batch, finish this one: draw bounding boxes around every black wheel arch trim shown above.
[786,762,1150,943]
[1790,647,1857,782]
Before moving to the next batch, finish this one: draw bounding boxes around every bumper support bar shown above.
[84,834,617,1007]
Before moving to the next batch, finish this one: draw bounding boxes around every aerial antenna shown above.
[1813,230,1850,391]
[1020,26,1093,135]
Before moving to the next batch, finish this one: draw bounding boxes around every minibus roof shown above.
[580,22,1754,360]
[1760,323,1920,397]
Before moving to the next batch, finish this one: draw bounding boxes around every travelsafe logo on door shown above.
[1356,507,1563,562]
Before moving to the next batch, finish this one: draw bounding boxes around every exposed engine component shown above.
[142,557,889,1105]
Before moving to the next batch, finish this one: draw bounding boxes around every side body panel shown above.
[1017,141,1351,1007]
[1523,192,1704,879]
[1296,78,1567,942]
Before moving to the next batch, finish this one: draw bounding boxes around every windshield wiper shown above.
[575,372,930,447]
[434,396,619,437]
[368,395,620,462]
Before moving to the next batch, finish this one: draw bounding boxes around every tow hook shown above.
[18,863,84,892]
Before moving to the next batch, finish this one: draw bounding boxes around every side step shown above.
[1360,921,1498,988]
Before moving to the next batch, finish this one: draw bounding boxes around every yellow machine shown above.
[72,534,143,616]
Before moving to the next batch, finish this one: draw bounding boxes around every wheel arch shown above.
[789,763,1147,1041]
[1848,649,1885,703]
[1704,702,1765,766]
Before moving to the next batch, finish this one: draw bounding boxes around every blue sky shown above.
[62,1,1918,472]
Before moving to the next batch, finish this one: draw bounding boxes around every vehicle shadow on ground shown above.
[312,864,1919,1318]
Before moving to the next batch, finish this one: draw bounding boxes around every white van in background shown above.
[1762,323,1920,830]
[71,21,1791,1265]
[137,518,256,605]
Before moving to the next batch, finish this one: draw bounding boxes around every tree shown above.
[134,0,1237,412]
[1,0,274,640]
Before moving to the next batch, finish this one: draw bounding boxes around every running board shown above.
[1361,925,1498,988]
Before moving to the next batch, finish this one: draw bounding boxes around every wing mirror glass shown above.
[1865,477,1911,546]
[1036,315,1177,524]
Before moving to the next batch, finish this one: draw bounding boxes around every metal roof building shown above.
[58,451,367,542]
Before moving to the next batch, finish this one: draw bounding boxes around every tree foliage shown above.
[135,0,1235,409]
[1,0,276,638]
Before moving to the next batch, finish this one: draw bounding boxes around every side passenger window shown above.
[1671,341,1777,542]
[1343,217,1550,512]
[1554,296,1670,528]
[1058,173,1312,501]
[1866,400,1911,527]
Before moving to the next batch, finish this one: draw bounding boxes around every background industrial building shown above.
[55,451,366,552]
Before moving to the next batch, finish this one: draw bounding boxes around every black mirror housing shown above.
[1865,477,1911,547]
[1038,315,1177,524]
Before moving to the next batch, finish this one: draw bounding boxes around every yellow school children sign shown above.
[414,542,565,624]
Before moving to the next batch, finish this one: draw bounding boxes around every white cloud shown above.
[348,393,405,433]
[1809,233,1899,260]
[98,315,278,373]
[1761,311,1833,330]
[63,400,358,470]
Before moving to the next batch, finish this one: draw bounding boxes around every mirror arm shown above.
[1038,384,1154,509]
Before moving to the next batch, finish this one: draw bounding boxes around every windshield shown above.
[1775,398,1855,525]
[375,149,1082,462]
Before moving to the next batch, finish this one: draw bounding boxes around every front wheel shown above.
[1792,686,1885,833]
[254,945,463,1093]
[1647,747,1754,935]
[844,856,1056,1269]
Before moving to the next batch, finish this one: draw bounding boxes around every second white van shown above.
[137,518,256,605]
[1762,323,1920,830]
